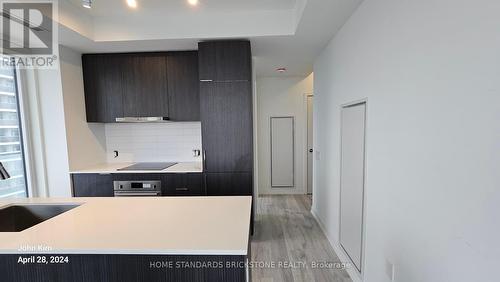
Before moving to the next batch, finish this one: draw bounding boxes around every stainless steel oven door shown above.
[113,180,161,197]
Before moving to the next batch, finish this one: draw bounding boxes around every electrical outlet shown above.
[385,259,395,281]
[192,149,201,157]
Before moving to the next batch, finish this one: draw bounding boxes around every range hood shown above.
[115,117,170,123]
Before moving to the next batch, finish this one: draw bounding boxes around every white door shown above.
[307,95,313,194]
[339,102,366,272]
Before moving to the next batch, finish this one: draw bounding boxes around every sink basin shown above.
[0,204,80,232]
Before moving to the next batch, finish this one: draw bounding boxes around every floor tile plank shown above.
[251,195,352,282]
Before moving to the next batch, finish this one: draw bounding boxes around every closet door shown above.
[339,102,366,272]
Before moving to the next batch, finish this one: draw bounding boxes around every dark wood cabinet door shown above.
[214,41,251,81]
[198,41,216,82]
[163,173,203,196]
[200,81,253,172]
[204,173,252,196]
[167,52,200,121]
[122,55,168,117]
[72,174,114,197]
[82,55,124,122]
[198,41,251,82]
[82,55,101,122]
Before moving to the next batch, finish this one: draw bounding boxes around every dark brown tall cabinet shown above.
[198,40,254,199]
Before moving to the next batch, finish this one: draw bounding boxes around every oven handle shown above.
[114,191,161,197]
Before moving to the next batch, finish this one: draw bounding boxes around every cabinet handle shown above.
[200,79,213,82]
[175,187,189,191]
[202,150,207,171]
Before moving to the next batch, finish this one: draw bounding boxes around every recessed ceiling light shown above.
[82,0,92,8]
[127,0,138,8]
[276,67,287,73]
[188,0,198,6]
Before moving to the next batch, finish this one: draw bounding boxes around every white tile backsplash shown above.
[105,122,202,163]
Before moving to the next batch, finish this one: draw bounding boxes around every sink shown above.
[0,204,80,232]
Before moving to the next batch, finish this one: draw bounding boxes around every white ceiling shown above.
[68,0,297,15]
[58,0,363,77]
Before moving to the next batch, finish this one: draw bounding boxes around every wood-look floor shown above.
[251,195,352,282]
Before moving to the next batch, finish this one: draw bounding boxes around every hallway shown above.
[251,195,352,282]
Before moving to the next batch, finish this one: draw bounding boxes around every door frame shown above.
[338,98,368,278]
[304,94,314,195]
[270,116,295,188]
[302,93,313,196]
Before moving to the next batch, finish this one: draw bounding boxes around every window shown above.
[0,64,28,198]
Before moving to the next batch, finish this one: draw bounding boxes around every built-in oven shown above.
[113,180,161,197]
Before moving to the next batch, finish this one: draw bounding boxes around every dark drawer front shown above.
[72,174,114,197]
[163,173,204,196]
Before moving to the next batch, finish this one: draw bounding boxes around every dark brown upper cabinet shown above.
[82,55,124,123]
[198,41,251,82]
[82,52,200,123]
[166,51,200,121]
[121,55,169,118]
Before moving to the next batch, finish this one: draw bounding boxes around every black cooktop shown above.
[117,162,177,171]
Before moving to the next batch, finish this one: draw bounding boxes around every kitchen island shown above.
[0,196,251,282]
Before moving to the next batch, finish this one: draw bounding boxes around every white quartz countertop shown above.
[69,162,202,174]
[0,196,251,255]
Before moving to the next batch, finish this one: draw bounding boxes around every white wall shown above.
[312,0,500,282]
[30,54,72,197]
[20,45,104,197]
[256,75,313,194]
[104,123,202,163]
[58,0,94,39]
[60,46,107,171]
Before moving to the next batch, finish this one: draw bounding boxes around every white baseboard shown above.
[310,208,363,282]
